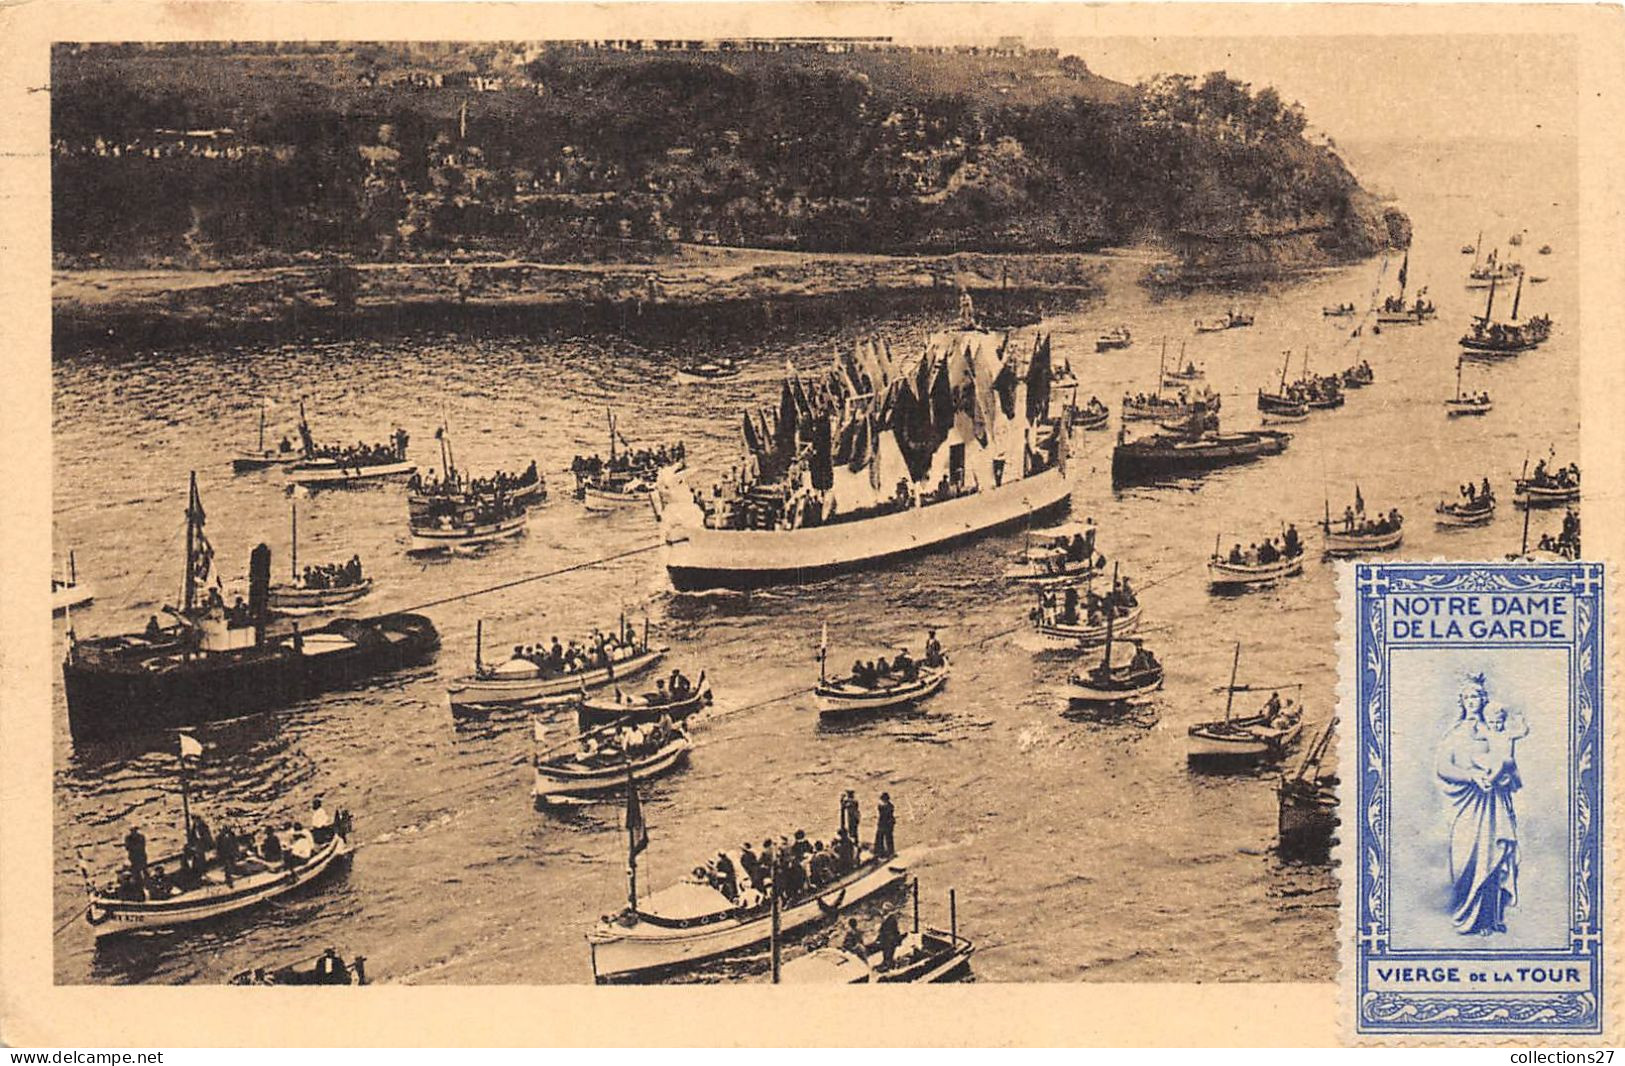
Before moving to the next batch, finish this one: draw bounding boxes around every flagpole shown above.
[177,737,193,841]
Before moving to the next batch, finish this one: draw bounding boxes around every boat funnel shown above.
[249,543,272,639]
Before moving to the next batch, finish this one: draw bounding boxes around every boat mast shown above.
[258,399,266,453]
[1455,357,1463,402]
[1154,338,1166,399]
[1099,562,1119,670]
[608,410,617,465]
[69,549,77,586]
[1510,271,1524,322]
[1472,229,1483,270]
[475,619,484,672]
[290,501,298,580]
[1279,349,1291,394]
[1222,642,1242,726]
[1397,250,1408,304]
[183,472,200,615]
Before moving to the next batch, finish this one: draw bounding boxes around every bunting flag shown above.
[992,347,1019,420]
[1025,333,1053,423]
[810,418,834,491]
[193,532,215,584]
[742,411,761,458]
[178,732,203,759]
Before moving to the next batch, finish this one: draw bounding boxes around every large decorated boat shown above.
[656,327,1071,591]
[61,474,439,741]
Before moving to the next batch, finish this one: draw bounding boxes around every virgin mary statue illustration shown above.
[1434,672,1529,935]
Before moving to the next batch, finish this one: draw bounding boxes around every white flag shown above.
[178,733,203,759]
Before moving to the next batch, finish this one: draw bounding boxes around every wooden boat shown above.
[1068,400,1110,431]
[408,464,545,516]
[1319,495,1404,556]
[1111,424,1290,486]
[1513,479,1580,508]
[62,476,438,741]
[408,498,528,553]
[588,847,913,982]
[779,885,973,984]
[1187,645,1304,770]
[1257,351,1303,417]
[52,550,94,615]
[1278,719,1338,862]
[267,503,373,612]
[1095,326,1132,352]
[1067,617,1162,707]
[1538,244,1553,255]
[288,456,415,486]
[1161,356,1204,386]
[1321,304,1356,317]
[1207,539,1305,591]
[1194,309,1253,333]
[1436,493,1496,527]
[231,399,306,473]
[230,951,369,985]
[1340,363,1375,389]
[1445,357,1493,416]
[1460,273,1539,353]
[1461,243,1476,254]
[815,659,950,719]
[1033,601,1142,648]
[532,732,693,806]
[574,412,684,511]
[579,676,712,730]
[1374,252,1434,324]
[447,621,667,713]
[1004,521,1101,587]
[675,358,743,384]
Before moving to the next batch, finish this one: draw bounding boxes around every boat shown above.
[1111,417,1290,486]
[406,426,546,515]
[446,619,667,713]
[1207,532,1306,591]
[231,399,306,473]
[1187,644,1304,770]
[1508,231,1524,247]
[1123,388,1218,423]
[1460,272,1541,354]
[1066,598,1162,708]
[586,780,914,981]
[407,494,528,553]
[1003,521,1102,587]
[82,737,355,939]
[658,328,1071,591]
[230,950,369,985]
[1278,718,1339,862]
[1161,349,1204,385]
[1340,362,1375,389]
[52,550,95,615]
[1460,243,1475,254]
[1538,244,1553,255]
[1319,492,1404,556]
[283,400,415,486]
[1466,238,1522,288]
[1321,303,1356,317]
[1067,397,1110,431]
[675,358,744,384]
[814,628,950,719]
[1435,486,1496,527]
[778,884,973,984]
[1293,351,1344,410]
[1444,357,1494,416]
[532,730,693,806]
[578,673,712,731]
[1193,309,1253,333]
[573,412,685,512]
[1031,584,1142,648]
[267,503,373,612]
[1095,325,1132,353]
[1374,252,1435,324]
[1257,350,1307,416]
[1513,458,1580,508]
[61,474,439,741]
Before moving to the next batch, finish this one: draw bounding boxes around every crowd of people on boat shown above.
[1035,577,1138,628]
[1219,524,1304,567]
[1033,522,1101,574]
[1331,504,1404,536]
[298,556,364,590]
[1455,478,1495,509]
[681,790,898,911]
[1341,361,1374,386]
[413,489,525,531]
[571,442,684,482]
[409,460,540,500]
[110,799,339,901]
[307,429,409,467]
[1123,386,1218,416]
[840,631,945,689]
[495,622,645,680]
[1381,295,1435,316]
[574,715,684,763]
[1523,459,1580,491]
[1538,509,1582,559]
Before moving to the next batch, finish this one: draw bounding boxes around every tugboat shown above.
[1111,411,1290,486]
[81,735,354,939]
[586,785,913,982]
[1435,479,1496,527]
[1187,644,1304,771]
[814,628,950,720]
[61,473,439,741]
[572,411,685,512]
[1513,456,1580,508]
[656,326,1070,591]
[1278,718,1339,862]
[231,949,369,985]
[446,618,666,715]
[1444,356,1493,416]
[267,503,373,612]
[52,550,95,616]
[1320,490,1404,556]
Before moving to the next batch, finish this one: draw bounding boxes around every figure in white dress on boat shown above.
[1434,673,1528,936]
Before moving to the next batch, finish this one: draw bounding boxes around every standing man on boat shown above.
[310,797,334,845]
[874,793,896,858]
[840,790,860,847]
[875,904,904,970]
[123,824,148,898]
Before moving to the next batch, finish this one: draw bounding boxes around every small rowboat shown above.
[1321,305,1356,317]
[675,359,743,384]
[582,479,656,511]
[1436,497,1496,527]
[268,577,374,613]
[1095,327,1132,353]
[230,951,369,985]
[1445,396,1494,417]
[1188,646,1304,770]
[448,644,668,714]
[1067,640,1163,707]
[1340,366,1374,389]
[1194,310,1253,333]
[85,823,352,940]
[815,661,950,719]
[1068,404,1109,431]
[408,507,528,553]
[287,458,417,486]
[782,927,975,984]
[1207,552,1304,591]
[532,734,692,806]
[1539,245,1553,255]
[579,679,712,730]
[1033,603,1142,648]
[1256,392,1306,417]
[1321,525,1403,556]
[1513,480,1580,508]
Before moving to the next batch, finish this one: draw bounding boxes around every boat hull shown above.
[816,665,949,717]
[532,738,692,805]
[588,853,912,982]
[1067,668,1163,705]
[267,578,373,612]
[1445,400,1494,417]
[287,460,416,485]
[63,613,439,740]
[447,647,667,712]
[579,685,710,729]
[1435,503,1495,527]
[582,486,653,512]
[1207,556,1304,590]
[408,512,528,553]
[1513,484,1579,508]
[664,466,1071,592]
[232,452,303,473]
[1321,528,1403,556]
[1187,721,1303,769]
[1033,605,1143,648]
[1111,432,1290,485]
[85,834,350,939]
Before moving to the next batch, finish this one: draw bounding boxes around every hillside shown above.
[51,40,1406,271]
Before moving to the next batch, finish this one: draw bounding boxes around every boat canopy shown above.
[490,657,542,678]
[1099,641,1143,670]
[637,879,733,922]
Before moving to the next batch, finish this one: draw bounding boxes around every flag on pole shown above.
[625,773,649,862]
[1355,484,1365,514]
[178,732,203,760]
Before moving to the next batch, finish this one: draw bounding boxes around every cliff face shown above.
[1167,193,1412,280]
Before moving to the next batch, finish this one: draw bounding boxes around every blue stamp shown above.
[1346,562,1604,1036]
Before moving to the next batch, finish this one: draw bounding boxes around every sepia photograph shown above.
[3,0,1621,1048]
